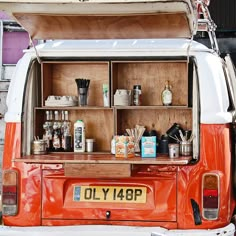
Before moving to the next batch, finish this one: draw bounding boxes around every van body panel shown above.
[196,53,232,124]
[177,124,233,229]
[0,0,197,40]
[0,0,235,233]
[41,174,177,221]
[5,53,35,122]
[2,122,234,229]
[3,123,21,167]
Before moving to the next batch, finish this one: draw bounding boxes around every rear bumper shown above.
[0,224,234,236]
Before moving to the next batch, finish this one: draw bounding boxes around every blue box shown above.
[141,136,156,158]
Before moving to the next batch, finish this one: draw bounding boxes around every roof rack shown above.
[195,0,220,54]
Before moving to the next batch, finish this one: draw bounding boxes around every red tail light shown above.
[202,173,219,220]
[2,170,18,216]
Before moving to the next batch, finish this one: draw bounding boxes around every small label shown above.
[162,90,172,105]
[74,127,83,150]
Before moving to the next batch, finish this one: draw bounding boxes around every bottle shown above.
[42,110,53,151]
[61,110,72,152]
[52,110,62,151]
[60,110,65,151]
[133,85,142,106]
[111,136,116,154]
[161,81,172,106]
[74,120,85,152]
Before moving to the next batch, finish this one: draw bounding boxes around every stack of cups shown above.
[86,139,95,152]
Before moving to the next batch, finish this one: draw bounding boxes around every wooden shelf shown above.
[36,106,191,110]
[15,153,192,165]
[113,105,190,110]
[36,106,113,110]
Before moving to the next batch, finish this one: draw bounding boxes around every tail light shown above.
[202,173,219,220]
[2,170,18,216]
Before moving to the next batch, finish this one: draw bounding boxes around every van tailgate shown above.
[42,167,177,222]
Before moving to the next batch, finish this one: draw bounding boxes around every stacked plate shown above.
[45,95,78,106]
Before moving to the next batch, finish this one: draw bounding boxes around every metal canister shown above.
[133,85,142,106]
[32,139,47,154]
[168,143,179,158]
[180,141,192,156]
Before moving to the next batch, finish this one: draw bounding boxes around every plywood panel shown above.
[64,163,131,178]
[42,62,109,107]
[70,109,113,152]
[14,13,191,40]
[41,63,52,105]
[117,108,192,136]
[35,108,114,152]
[112,61,188,106]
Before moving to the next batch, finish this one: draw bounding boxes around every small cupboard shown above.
[34,58,193,157]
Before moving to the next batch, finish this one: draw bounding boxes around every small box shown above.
[141,136,156,158]
[114,89,132,106]
[115,135,135,158]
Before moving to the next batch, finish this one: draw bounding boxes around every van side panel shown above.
[3,123,21,168]
[2,123,42,226]
[177,124,233,229]
[3,162,42,226]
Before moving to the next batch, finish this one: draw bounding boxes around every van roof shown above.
[0,0,197,40]
[29,39,212,58]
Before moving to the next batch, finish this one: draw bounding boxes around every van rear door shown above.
[0,0,197,41]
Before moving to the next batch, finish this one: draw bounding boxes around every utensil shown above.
[75,78,90,106]
[126,124,146,152]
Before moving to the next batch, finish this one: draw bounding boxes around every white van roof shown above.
[28,39,211,58]
[0,0,197,40]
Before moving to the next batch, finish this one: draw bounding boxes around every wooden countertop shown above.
[14,153,192,165]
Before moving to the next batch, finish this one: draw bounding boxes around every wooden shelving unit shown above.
[32,58,192,163]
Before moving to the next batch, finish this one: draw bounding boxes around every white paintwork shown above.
[5,52,34,122]
[5,39,232,124]
[0,223,234,236]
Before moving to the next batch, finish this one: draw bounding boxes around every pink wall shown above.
[0,11,9,20]
[3,32,30,64]
[1,11,30,64]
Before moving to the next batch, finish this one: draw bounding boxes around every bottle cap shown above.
[133,85,141,90]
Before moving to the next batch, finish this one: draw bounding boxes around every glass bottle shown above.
[111,135,116,154]
[42,110,53,151]
[161,80,172,106]
[61,110,72,151]
[52,110,62,151]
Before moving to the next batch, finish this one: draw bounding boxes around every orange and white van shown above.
[0,0,236,235]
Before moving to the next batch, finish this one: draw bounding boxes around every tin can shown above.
[32,139,47,155]
[180,141,192,156]
[168,143,179,158]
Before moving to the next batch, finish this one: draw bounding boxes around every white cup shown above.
[86,139,95,152]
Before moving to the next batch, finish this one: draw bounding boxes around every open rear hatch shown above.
[1,0,197,40]
[1,0,197,224]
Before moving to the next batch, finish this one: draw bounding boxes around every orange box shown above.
[115,136,135,158]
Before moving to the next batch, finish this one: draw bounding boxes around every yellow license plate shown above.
[73,186,147,203]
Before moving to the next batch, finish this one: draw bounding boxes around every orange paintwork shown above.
[2,122,235,229]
